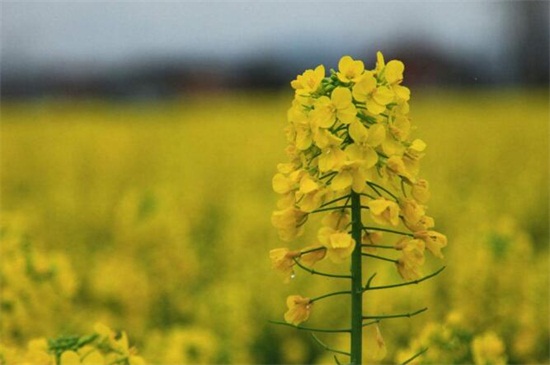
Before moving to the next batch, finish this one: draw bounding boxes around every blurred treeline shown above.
[1,2,548,100]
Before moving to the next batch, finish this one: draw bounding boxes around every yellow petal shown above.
[331,87,352,109]
[352,73,376,101]
[272,173,291,194]
[366,99,386,115]
[393,85,410,101]
[299,175,318,194]
[331,171,353,191]
[82,351,105,365]
[349,120,368,142]
[362,147,378,168]
[366,123,386,147]
[313,64,325,82]
[373,86,394,106]
[336,105,357,124]
[338,56,353,74]
[376,51,385,71]
[385,60,404,84]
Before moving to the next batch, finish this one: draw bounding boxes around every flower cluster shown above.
[0,323,145,365]
[270,53,447,325]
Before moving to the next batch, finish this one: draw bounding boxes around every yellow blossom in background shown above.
[472,332,507,365]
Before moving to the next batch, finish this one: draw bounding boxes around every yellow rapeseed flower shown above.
[471,332,507,365]
[312,87,357,128]
[414,230,447,259]
[337,55,365,83]
[270,248,300,282]
[395,238,426,280]
[367,198,400,226]
[284,295,312,325]
[352,72,394,115]
[291,64,325,95]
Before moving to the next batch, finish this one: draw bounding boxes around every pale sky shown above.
[2,1,514,72]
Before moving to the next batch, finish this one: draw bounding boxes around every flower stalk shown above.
[350,191,364,364]
[269,53,448,364]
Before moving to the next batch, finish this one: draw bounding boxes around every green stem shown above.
[350,191,363,364]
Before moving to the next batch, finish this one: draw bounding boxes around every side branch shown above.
[363,266,446,291]
[362,307,427,320]
[311,205,351,214]
[361,252,398,264]
[363,226,414,237]
[293,258,352,279]
[401,348,428,365]
[367,181,399,201]
[320,194,352,208]
[269,320,351,333]
[310,290,351,303]
[310,333,351,357]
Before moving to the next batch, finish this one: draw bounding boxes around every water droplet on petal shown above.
[290,271,296,280]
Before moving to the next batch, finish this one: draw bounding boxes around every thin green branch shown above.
[310,290,351,303]
[362,307,427,320]
[310,333,351,357]
[364,272,377,289]
[320,171,338,180]
[300,246,326,255]
[293,258,352,279]
[362,319,380,327]
[360,192,377,199]
[361,252,398,264]
[363,226,414,237]
[320,194,352,208]
[401,178,408,198]
[367,181,399,201]
[269,320,351,333]
[361,243,397,250]
[363,267,446,291]
[401,347,428,365]
[311,205,351,214]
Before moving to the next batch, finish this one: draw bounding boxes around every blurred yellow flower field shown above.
[1,89,548,364]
